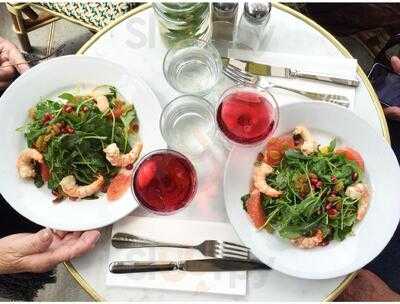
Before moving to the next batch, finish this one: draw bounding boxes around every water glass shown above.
[163,39,222,96]
[160,95,216,157]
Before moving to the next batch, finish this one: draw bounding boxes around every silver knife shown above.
[223,57,359,87]
[109,258,270,274]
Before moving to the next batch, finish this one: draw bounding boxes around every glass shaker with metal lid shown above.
[212,3,239,42]
[153,3,211,47]
[235,2,272,50]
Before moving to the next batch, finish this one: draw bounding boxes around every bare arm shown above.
[336,270,400,301]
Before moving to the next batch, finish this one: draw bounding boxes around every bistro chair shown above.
[6,2,141,52]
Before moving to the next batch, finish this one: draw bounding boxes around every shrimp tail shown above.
[16,148,43,178]
[60,175,104,199]
[253,162,282,197]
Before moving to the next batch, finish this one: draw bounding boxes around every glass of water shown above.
[160,95,216,157]
[163,39,222,96]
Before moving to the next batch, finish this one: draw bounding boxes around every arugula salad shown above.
[17,85,141,202]
[242,126,369,249]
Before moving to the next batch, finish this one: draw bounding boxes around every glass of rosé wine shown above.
[131,149,197,215]
[216,84,279,145]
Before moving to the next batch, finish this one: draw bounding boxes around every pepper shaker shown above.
[235,2,272,50]
[212,3,239,42]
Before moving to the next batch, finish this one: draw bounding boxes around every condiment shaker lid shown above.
[244,2,272,25]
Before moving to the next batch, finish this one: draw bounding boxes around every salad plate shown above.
[224,102,400,279]
[0,55,166,231]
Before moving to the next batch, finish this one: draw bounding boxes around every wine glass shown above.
[131,149,197,215]
[216,84,279,146]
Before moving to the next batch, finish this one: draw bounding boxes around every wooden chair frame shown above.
[6,3,99,52]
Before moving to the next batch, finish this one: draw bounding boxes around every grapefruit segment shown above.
[264,134,295,166]
[335,147,364,170]
[107,170,132,201]
[246,189,266,229]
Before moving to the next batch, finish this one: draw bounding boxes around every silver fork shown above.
[112,232,250,260]
[224,64,350,107]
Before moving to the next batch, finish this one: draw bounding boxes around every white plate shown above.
[0,55,166,231]
[224,102,400,279]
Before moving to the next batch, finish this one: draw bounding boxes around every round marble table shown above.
[66,3,389,301]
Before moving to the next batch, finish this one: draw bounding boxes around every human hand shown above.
[383,56,400,121]
[0,228,100,274]
[336,269,400,301]
[0,37,29,90]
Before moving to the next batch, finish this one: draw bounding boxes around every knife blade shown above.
[223,57,359,87]
[109,258,270,274]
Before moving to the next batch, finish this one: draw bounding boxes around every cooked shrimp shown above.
[16,148,43,178]
[345,183,369,221]
[293,125,317,155]
[253,162,282,197]
[60,175,104,199]
[291,229,324,249]
[103,142,143,167]
[92,94,109,113]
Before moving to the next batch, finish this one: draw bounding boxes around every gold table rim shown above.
[67,2,389,302]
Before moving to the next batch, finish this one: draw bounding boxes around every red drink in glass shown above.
[132,150,197,214]
[216,85,278,144]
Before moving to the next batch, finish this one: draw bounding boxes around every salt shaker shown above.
[235,2,272,50]
[212,3,239,42]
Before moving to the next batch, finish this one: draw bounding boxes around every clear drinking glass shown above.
[160,95,216,157]
[163,39,223,96]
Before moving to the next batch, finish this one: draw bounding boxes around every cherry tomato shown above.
[264,134,295,166]
[335,147,365,170]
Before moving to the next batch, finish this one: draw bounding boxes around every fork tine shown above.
[223,67,253,85]
[226,63,252,77]
[219,248,249,260]
[221,248,249,258]
[215,241,250,260]
[215,246,249,260]
[223,241,249,250]
[226,64,255,82]
[220,252,248,260]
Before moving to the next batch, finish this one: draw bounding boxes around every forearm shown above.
[336,270,400,301]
